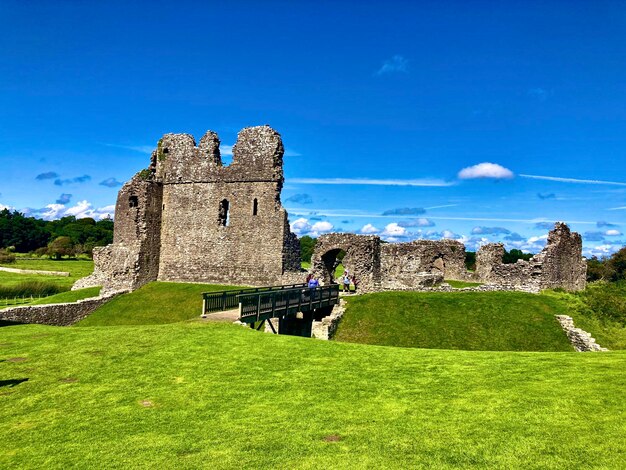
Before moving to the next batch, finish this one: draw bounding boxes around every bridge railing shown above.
[201,283,307,315]
[238,284,340,324]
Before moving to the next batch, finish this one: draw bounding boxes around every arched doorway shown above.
[319,248,346,285]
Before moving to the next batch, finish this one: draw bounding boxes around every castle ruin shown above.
[75,125,586,295]
[76,126,301,294]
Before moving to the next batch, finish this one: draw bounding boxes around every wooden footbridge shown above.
[202,283,340,332]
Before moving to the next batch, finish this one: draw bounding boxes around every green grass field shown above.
[334,291,574,351]
[78,282,245,326]
[0,259,94,290]
[1,321,625,468]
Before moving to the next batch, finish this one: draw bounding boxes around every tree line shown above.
[0,209,113,259]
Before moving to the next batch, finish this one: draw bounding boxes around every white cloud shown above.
[608,206,626,211]
[381,223,407,238]
[103,143,153,154]
[376,55,409,75]
[458,163,514,180]
[32,201,115,221]
[0,203,14,211]
[583,244,622,258]
[290,218,334,237]
[311,221,333,233]
[520,174,626,186]
[291,177,454,187]
[360,223,379,234]
[605,229,622,236]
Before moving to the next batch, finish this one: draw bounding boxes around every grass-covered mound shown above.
[78,282,245,326]
[1,321,624,468]
[334,291,573,351]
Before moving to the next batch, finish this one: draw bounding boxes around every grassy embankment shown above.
[78,282,245,326]
[1,318,624,468]
[335,291,573,351]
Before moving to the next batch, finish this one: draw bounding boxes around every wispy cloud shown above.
[375,55,409,76]
[291,177,454,187]
[471,226,511,235]
[520,174,626,186]
[99,177,123,188]
[458,163,514,180]
[527,87,552,101]
[597,221,619,227]
[35,172,59,181]
[382,207,425,216]
[54,175,91,186]
[425,204,458,210]
[56,193,72,204]
[285,193,313,204]
[284,208,598,225]
[102,143,153,154]
[608,206,626,211]
[397,218,435,228]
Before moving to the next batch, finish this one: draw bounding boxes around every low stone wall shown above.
[0,266,70,276]
[556,315,608,352]
[0,291,124,326]
[311,299,346,340]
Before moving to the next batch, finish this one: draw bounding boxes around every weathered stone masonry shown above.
[76,126,301,294]
[311,222,586,292]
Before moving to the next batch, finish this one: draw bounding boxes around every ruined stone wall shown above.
[77,125,301,293]
[311,233,382,293]
[475,223,586,291]
[73,175,163,294]
[0,291,123,326]
[380,239,467,289]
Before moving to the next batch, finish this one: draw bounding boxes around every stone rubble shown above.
[555,315,608,352]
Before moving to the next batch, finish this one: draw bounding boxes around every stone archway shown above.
[310,233,382,293]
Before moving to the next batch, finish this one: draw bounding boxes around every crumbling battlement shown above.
[75,125,301,294]
[475,222,586,291]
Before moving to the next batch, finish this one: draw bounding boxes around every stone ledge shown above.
[312,299,346,340]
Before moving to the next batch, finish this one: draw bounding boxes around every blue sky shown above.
[2,1,626,257]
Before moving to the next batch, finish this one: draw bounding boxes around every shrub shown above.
[0,249,16,264]
[576,281,626,324]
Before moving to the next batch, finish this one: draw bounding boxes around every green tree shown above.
[299,236,317,263]
[48,236,74,260]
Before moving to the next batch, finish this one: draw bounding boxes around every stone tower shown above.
[76,126,301,294]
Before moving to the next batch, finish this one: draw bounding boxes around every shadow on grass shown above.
[0,320,24,327]
[0,378,29,388]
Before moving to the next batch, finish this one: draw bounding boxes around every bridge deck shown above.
[201,284,340,325]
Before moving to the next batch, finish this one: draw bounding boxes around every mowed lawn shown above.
[1,321,625,469]
[335,291,574,351]
[78,282,246,326]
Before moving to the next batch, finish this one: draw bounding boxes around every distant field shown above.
[334,291,574,351]
[0,259,94,290]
